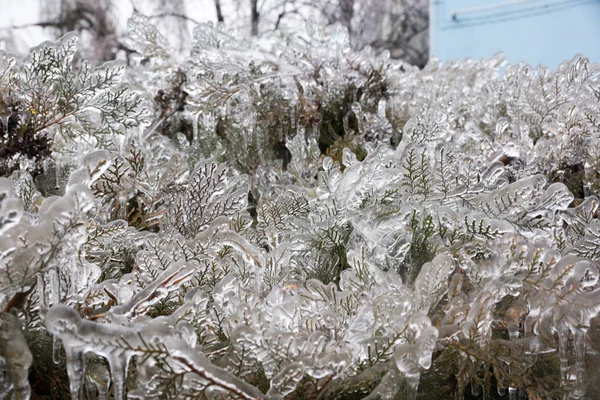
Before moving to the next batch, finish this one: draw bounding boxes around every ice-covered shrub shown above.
[2,17,600,400]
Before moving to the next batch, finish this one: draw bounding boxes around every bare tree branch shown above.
[147,12,201,26]
[214,0,225,23]
[0,21,63,31]
[251,0,260,36]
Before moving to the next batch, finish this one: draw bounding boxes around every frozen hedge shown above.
[1,17,600,400]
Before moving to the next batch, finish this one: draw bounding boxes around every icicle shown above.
[53,337,62,365]
[506,307,520,340]
[311,122,319,142]
[0,178,23,234]
[297,124,307,143]
[48,268,60,307]
[55,157,62,190]
[497,378,507,396]
[405,374,420,400]
[112,131,124,156]
[64,347,86,400]
[37,273,48,316]
[363,369,402,400]
[49,268,63,366]
[471,380,481,396]
[508,325,520,340]
[557,327,570,388]
[87,363,110,400]
[46,304,266,400]
[107,354,131,400]
[508,386,517,400]
[454,386,464,400]
[573,328,586,397]
[0,116,8,141]
[193,110,201,143]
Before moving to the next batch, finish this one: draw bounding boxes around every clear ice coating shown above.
[3,15,600,400]
[109,261,195,318]
[46,304,263,400]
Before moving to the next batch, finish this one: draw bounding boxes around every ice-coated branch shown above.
[45,304,263,400]
[165,341,264,400]
[109,261,196,318]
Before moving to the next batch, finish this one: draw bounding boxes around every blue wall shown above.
[431,0,600,68]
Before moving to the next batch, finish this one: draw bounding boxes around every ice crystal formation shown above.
[3,16,600,400]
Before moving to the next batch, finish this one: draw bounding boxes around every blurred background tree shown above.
[313,0,429,67]
[40,0,120,62]
[1,0,429,67]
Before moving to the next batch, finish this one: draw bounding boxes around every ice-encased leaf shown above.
[162,335,264,399]
[462,211,515,237]
[548,254,594,293]
[39,184,96,226]
[286,134,321,181]
[413,253,454,312]
[257,190,309,232]
[217,230,265,268]
[478,174,545,214]
[391,314,438,399]
[520,247,600,341]
[22,32,78,79]
[540,183,574,213]
[568,221,600,260]
[462,290,497,343]
[474,174,566,232]
[83,150,112,185]
[433,145,459,198]
[127,14,171,59]
[110,261,196,318]
[14,32,143,140]
[166,160,249,238]
[479,161,507,190]
[342,147,358,167]
[321,145,402,212]
[558,195,599,243]
[267,362,304,398]
[402,104,446,145]
[311,350,350,378]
